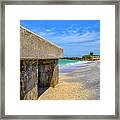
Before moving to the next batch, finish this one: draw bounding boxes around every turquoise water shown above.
[58,59,79,66]
[58,59,92,73]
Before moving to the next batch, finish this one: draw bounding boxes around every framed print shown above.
[0,0,119,119]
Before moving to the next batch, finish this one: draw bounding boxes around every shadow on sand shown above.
[38,87,49,96]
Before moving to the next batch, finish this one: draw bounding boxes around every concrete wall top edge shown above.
[20,26,63,50]
[20,26,63,59]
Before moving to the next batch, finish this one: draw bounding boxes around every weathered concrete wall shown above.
[23,85,38,100]
[20,26,63,100]
[20,59,38,100]
[38,59,59,88]
[20,26,63,59]
[20,59,59,99]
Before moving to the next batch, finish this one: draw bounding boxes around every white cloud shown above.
[50,30,100,45]
[31,25,100,49]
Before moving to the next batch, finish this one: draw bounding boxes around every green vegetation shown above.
[61,52,100,61]
[82,52,100,60]
[82,54,92,60]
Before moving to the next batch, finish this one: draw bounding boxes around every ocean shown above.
[58,59,93,73]
[58,59,79,65]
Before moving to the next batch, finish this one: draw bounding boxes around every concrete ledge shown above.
[20,26,63,59]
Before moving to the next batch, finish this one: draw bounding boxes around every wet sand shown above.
[38,61,100,100]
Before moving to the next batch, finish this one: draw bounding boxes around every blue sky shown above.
[20,20,100,57]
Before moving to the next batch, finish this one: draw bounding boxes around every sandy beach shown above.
[38,61,100,100]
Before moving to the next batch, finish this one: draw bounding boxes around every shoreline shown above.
[59,60,99,74]
[38,61,100,100]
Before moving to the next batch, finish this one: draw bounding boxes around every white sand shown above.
[38,61,100,100]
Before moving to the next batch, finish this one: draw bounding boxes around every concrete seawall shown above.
[20,27,63,100]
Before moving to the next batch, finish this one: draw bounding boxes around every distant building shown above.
[20,26,63,100]
[82,54,100,61]
[91,55,100,61]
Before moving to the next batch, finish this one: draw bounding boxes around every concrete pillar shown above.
[20,59,38,100]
